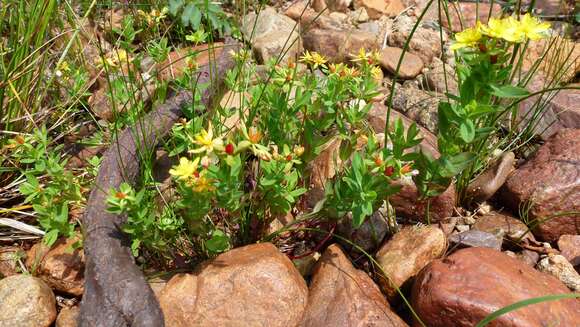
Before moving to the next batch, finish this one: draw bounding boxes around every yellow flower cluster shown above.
[451,14,551,51]
[169,157,216,193]
[300,51,328,69]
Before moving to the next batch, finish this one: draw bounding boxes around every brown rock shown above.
[354,0,406,19]
[306,137,343,208]
[466,152,515,204]
[391,83,440,133]
[537,254,580,291]
[26,237,84,296]
[388,27,445,65]
[0,246,24,277]
[327,0,353,13]
[367,104,455,221]
[0,275,57,327]
[242,8,302,64]
[285,3,345,30]
[423,59,457,94]
[158,243,308,327]
[157,43,224,82]
[434,2,502,32]
[473,211,531,242]
[501,129,580,241]
[56,306,79,327]
[558,234,580,267]
[379,47,424,79]
[534,0,575,16]
[302,28,379,63]
[66,145,106,169]
[376,225,446,300]
[412,247,580,326]
[522,37,579,84]
[301,244,408,327]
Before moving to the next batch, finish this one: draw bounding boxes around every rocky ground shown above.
[0,0,579,326]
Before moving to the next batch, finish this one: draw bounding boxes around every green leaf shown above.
[168,0,183,15]
[459,120,475,143]
[43,229,59,247]
[490,85,530,98]
[205,230,230,253]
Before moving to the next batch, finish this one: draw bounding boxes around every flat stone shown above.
[158,243,308,327]
[0,275,57,327]
[376,225,446,300]
[449,230,502,250]
[537,254,580,291]
[558,234,580,267]
[379,47,424,79]
[26,237,84,296]
[301,244,408,326]
[501,128,580,241]
[411,248,580,326]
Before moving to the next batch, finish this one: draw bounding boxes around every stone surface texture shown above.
[466,152,515,203]
[558,234,580,267]
[379,47,424,79]
[158,243,308,327]
[376,225,446,300]
[412,247,580,326]
[0,275,57,327]
[26,237,84,296]
[501,128,580,241]
[56,306,79,327]
[449,230,503,250]
[301,244,408,327]
[537,254,580,291]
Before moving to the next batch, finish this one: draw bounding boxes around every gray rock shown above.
[449,230,502,250]
[336,205,392,253]
[0,275,57,327]
[242,7,302,64]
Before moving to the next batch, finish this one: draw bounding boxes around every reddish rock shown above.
[302,28,379,63]
[558,234,580,267]
[368,104,456,221]
[354,0,406,19]
[434,2,502,32]
[376,225,446,300]
[301,244,408,327]
[158,243,308,327]
[423,59,457,93]
[501,129,580,241]
[26,237,85,297]
[157,43,224,81]
[388,27,444,65]
[412,247,580,326]
[391,83,440,133]
[0,246,24,277]
[379,47,424,79]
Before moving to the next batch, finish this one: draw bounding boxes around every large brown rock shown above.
[376,225,446,300]
[368,103,456,221]
[56,306,79,327]
[301,244,408,327]
[0,275,57,327]
[379,47,424,79]
[26,237,84,296]
[242,7,302,64]
[472,211,531,242]
[412,247,580,326]
[0,246,23,277]
[501,129,580,241]
[158,243,308,327]
[354,0,405,19]
[387,16,446,65]
[465,151,515,204]
[302,28,379,63]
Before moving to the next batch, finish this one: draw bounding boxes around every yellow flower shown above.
[169,157,199,180]
[518,13,551,41]
[193,171,216,193]
[300,51,327,69]
[189,122,224,155]
[370,66,383,81]
[247,127,262,144]
[450,25,482,51]
[351,48,381,65]
[479,17,509,39]
[327,63,345,77]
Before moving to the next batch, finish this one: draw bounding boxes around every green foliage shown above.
[12,128,86,246]
[168,0,231,36]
